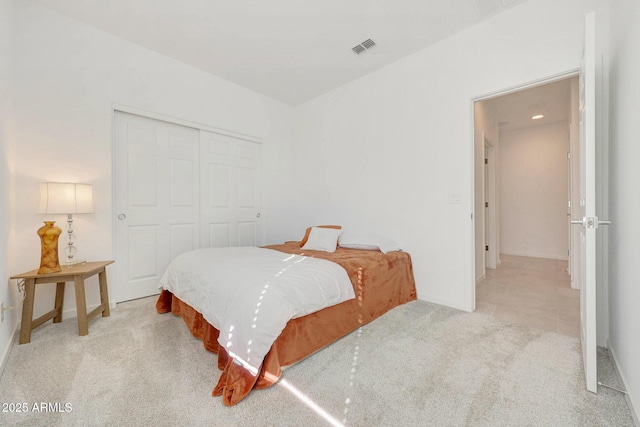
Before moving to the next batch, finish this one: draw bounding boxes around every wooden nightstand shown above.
[10,261,114,344]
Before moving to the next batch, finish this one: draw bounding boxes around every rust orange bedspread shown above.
[155,241,417,406]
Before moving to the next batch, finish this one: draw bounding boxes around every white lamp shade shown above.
[38,183,94,214]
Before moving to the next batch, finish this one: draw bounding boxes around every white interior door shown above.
[569,77,582,291]
[114,111,200,302]
[573,11,598,393]
[199,130,263,248]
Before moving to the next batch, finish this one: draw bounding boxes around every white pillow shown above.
[301,227,342,253]
[338,232,402,254]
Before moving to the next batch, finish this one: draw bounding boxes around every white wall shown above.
[0,0,17,375]
[499,122,569,260]
[10,2,296,321]
[293,0,595,310]
[608,0,640,420]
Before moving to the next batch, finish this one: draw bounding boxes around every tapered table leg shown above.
[74,275,89,336]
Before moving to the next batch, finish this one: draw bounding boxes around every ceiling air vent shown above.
[352,44,366,55]
[352,38,376,55]
[361,39,376,49]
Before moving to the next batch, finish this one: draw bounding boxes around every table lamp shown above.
[38,182,94,266]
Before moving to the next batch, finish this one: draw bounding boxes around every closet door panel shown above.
[200,131,262,248]
[114,111,199,302]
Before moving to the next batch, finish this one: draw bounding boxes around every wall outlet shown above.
[0,301,16,324]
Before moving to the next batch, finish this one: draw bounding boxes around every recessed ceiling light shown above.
[532,114,544,120]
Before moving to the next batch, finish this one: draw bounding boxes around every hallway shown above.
[476,255,579,338]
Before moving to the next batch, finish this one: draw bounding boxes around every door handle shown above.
[570,217,611,228]
[118,214,127,220]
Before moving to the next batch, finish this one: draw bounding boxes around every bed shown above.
[156,236,417,406]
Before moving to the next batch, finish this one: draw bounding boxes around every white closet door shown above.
[114,111,200,302]
[200,130,263,248]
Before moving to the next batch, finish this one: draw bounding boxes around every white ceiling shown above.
[34,0,528,106]
[483,78,574,132]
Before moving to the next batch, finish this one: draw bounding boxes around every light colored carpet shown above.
[0,297,634,427]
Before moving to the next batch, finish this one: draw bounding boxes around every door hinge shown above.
[485,245,489,251]
[567,152,571,159]
[484,158,488,164]
[485,202,488,208]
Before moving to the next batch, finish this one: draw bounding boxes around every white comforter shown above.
[158,246,355,375]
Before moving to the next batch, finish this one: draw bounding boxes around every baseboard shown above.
[420,294,471,313]
[608,342,640,426]
[476,273,485,285]
[0,322,18,381]
[501,250,568,261]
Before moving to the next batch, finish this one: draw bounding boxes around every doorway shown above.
[473,75,581,338]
